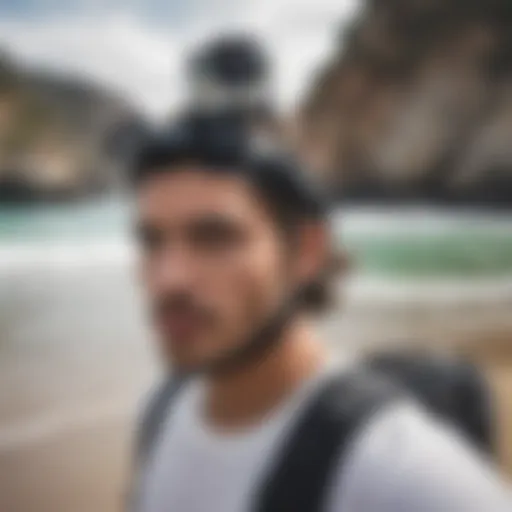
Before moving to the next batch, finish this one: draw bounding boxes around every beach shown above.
[1,205,511,512]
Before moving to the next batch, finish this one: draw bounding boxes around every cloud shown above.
[0,14,182,117]
[0,0,358,118]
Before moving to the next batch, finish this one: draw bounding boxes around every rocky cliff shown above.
[300,0,512,206]
[0,51,144,202]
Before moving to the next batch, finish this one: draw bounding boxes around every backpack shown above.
[130,355,494,512]
[366,352,495,455]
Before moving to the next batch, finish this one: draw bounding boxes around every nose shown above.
[151,244,197,294]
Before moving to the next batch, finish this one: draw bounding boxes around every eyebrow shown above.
[136,211,244,235]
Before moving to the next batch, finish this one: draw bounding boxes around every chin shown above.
[157,333,227,374]
[162,345,206,374]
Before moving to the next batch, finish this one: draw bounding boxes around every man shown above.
[127,107,510,512]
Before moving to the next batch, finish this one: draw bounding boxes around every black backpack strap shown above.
[136,376,186,467]
[256,370,403,512]
[128,376,185,512]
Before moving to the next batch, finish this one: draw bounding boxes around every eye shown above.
[136,223,165,253]
[190,218,244,251]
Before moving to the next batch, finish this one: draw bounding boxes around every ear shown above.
[294,221,329,285]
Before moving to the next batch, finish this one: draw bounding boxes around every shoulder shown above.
[326,402,510,512]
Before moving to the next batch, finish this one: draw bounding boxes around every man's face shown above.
[136,167,299,371]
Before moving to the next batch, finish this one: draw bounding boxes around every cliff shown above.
[300,0,512,207]
[0,50,145,202]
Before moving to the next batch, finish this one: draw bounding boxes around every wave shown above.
[344,276,512,305]
[0,240,134,271]
[335,207,512,236]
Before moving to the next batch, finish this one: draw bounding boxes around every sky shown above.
[0,0,359,119]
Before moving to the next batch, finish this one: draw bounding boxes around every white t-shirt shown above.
[137,364,510,512]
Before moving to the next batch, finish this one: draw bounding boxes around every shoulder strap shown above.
[136,376,186,468]
[256,369,403,512]
[128,376,185,512]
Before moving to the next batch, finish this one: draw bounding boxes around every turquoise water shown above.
[1,199,512,278]
[341,230,512,277]
[0,199,130,243]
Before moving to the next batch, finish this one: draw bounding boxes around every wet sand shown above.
[1,264,511,512]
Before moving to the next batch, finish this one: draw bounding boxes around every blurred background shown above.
[0,1,511,511]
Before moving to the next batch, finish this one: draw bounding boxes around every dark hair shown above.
[131,112,337,312]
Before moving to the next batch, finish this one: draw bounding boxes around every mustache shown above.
[153,293,215,323]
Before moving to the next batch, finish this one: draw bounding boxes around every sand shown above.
[1,266,511,512]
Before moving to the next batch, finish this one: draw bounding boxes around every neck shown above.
[204,317,327,430]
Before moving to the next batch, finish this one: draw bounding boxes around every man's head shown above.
[132,115,339,374]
